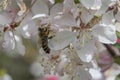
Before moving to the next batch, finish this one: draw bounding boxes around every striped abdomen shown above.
[41,36,50,53]
[38,27,50,54]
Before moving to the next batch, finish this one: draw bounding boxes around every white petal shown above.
[15,36,25,56]
[53,13,77,27]
[115,22,120,32]
[73,40,95,62]
[30,62,44,77]
[16,43,25,56]
[2,31,15,50]
[92,24,117,44]
[91,0,102,10]
[106,76,115,80]
[32,0,48,15]
[14,35,20,41]
[80,0,101,10]
[50,3,63,17]
[81,9,95,24]
[21,21,38,39]
[32,14,48,19]
[95,0,110,16]
[48,0,55,4]
[80,0,94,9]
[3,74,12,80]
[89,68,102,80]
[105,64,120,80]
[48,31,76,50]
[63,0,74,12]
[0,12,11,25]
[74,67,92,80]
[115,11,120,22]
[71,6,79,19]
[102,10,115,25]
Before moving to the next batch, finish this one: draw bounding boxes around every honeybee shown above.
[38,24,54,54]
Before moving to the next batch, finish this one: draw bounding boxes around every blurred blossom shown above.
[104,64,120,80]
[0,74,12,80]
[30,62,44,77]
[0,0,26,56]
[0,0,120,80]
[36,74,71,80]
[96,42,113,72]
[43,75,59,80]
[0,69,12,80]
[117,38,120,43]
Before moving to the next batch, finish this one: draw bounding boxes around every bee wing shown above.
[37,36,42,49]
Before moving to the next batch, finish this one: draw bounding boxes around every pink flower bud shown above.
[44,75,59,80]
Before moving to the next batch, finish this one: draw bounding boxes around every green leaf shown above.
[74,0,80,4]
[114,43,120,49]
[55,0,64,3]
[116,31,120,38]
[116,74,120,80]
[113,56,120,65]
[0,69,6,77]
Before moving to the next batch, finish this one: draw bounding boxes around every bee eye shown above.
[38,28,42,31]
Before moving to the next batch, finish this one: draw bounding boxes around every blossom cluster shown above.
[0,0,120,80]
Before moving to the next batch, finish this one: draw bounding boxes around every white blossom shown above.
[48,31,76,50]
[30,62,44,77]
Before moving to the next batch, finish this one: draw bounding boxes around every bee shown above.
[38,25,52,54]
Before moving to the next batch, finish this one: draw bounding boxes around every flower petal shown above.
[74,66,92,80]
[89,68,102,80]
[81,9,95,24]
[48,0,55,4]
[32,0,48,15]
[15,35,25,56]
[102,10,115,25]
[80,0,102,10]
[2,31,15,50]
[30,62,44,77]
[115,22,120,32]
[63,0,74,12]
[50,3,63,17]
[92,24,117,44]
[95,0,110,16]
[115,11,120,22]
[0,12,12,25]
[53,13,77,27]
[32,14,48,19]
[73,40,95,62]
[21,21,38,39]
[48,31,76,50]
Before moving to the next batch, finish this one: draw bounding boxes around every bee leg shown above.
[48,35,55,39]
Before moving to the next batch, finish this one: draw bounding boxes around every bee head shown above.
[38,27,42,32]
